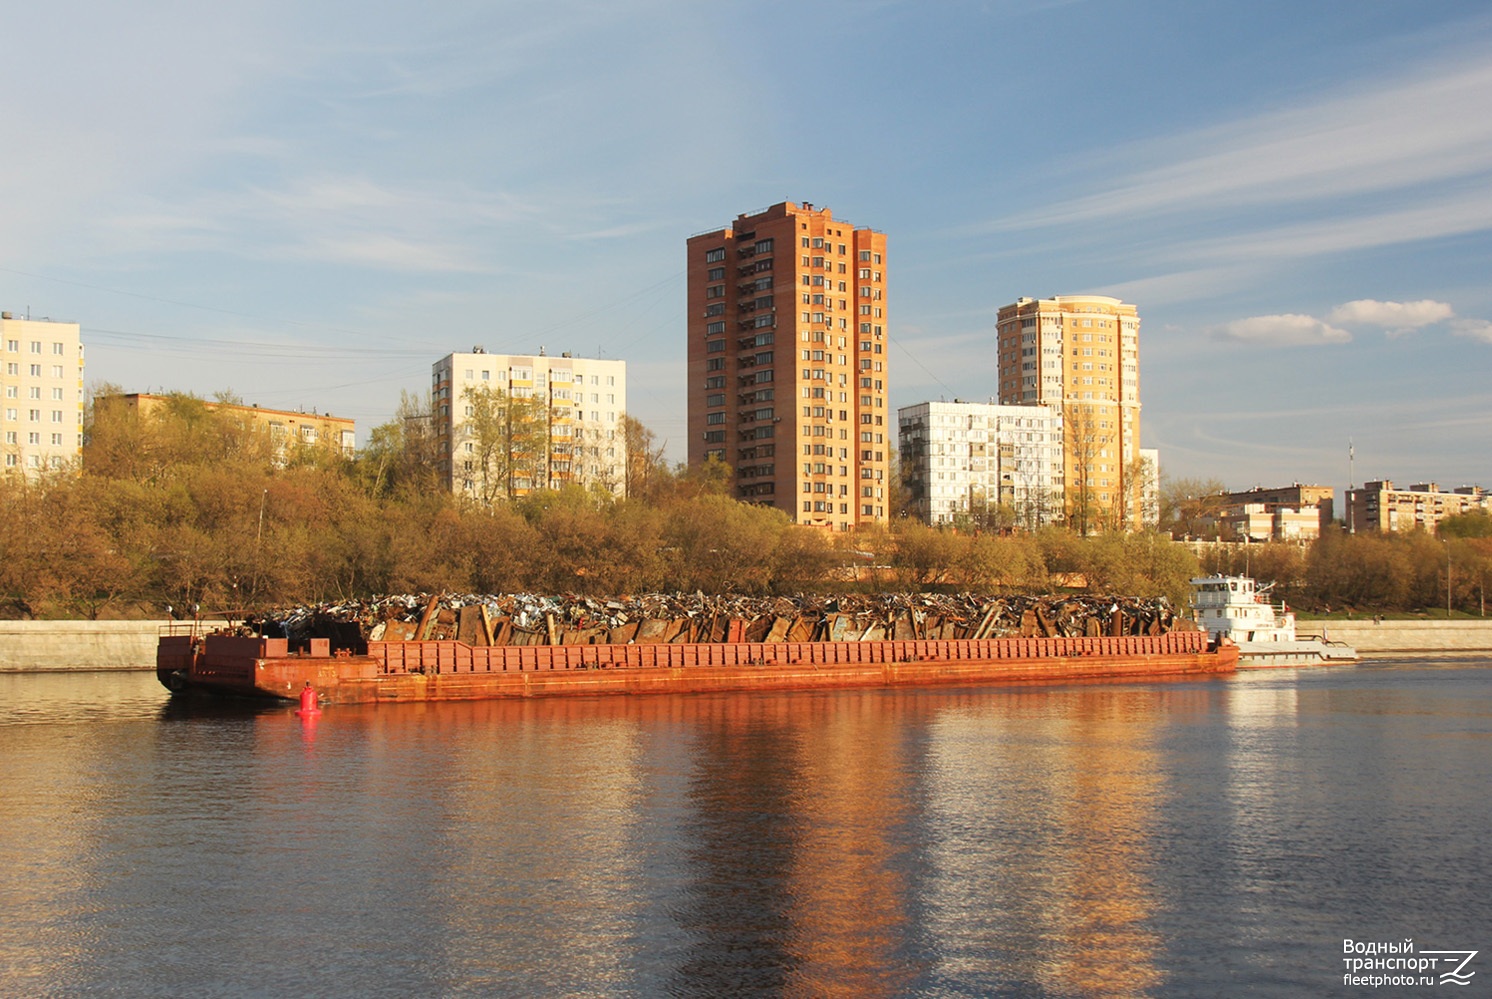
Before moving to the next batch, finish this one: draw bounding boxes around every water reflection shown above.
[671,692,917,997]
[1,667,1488,997]
[919,687,1190,996]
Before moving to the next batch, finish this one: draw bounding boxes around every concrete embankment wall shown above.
[0,621,170,672]
[1296,620,1492,653]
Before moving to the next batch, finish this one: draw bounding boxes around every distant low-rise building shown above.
[107,394,356,462]
[1201,484,1334,542]
[1222,484,1334,534]
[1346,480,1489,533]
[1,312,84,477]
[897,400,1064,528]
[433,349,626,501]
[1204,502,1322,543]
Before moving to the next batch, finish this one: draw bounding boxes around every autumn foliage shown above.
[2,391,1484,619]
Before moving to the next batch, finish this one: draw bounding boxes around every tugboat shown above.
[1189,575,1357,667]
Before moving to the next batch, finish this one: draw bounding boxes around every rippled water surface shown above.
[1,660,1489,997]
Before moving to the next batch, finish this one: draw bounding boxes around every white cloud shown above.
[1327,298,1454,327]
[1216,314,1352,346]
[1451,318,1492,343]
[1327,298,1455,337]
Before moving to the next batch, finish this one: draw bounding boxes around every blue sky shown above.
[4,0,1490,496]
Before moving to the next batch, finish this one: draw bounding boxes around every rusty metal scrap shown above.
[259,591,1181,647]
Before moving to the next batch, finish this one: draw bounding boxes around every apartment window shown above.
[30,341,41,353]
[30,365,41,376]
[705,247,725,263]
[707,267,725,281]
[706,321,726,335]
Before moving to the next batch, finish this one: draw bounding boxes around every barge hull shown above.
[159,632,1237,703]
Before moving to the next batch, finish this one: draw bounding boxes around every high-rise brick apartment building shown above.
[996,295,1141,532]
[687,202,889,531]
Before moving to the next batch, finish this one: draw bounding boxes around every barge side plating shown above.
[158,630,1238,703]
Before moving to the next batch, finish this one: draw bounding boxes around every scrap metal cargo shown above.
[262,590,1188,649]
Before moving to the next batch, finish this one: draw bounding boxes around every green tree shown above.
[663,494,790,593]
[1439,509,1492,539]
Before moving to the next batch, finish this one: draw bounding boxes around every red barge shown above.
[156,628,1238,704]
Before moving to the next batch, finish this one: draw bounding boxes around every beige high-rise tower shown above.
[686,202,889,531]
[996,295,1141,532]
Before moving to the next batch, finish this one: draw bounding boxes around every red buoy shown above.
[296,681,321,717]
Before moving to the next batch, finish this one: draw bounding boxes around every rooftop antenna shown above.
[1348,439,1355,533]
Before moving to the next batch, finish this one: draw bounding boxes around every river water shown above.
[1,658,1488,998]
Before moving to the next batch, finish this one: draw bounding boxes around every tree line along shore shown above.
[1,390,1488,621]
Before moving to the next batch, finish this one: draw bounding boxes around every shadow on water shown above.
[155,693,291,724]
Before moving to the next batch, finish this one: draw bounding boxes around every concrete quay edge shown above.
[0,620,170,672]
[1295,619,1492,653]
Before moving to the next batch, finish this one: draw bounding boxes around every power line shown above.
[888,333,959,399]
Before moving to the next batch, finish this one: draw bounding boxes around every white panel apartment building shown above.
[433,349,626,500]
[1,313,84,477]
[898,400,1064,528]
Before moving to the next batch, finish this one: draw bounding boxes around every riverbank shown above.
[1295,619,1492,653]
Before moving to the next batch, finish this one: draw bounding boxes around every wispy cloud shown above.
[101,174,538,272]
[998,55,1492,229]
[1173,187,1492,264]
[1215,314,1352,346]
[1451,318,1492,343]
